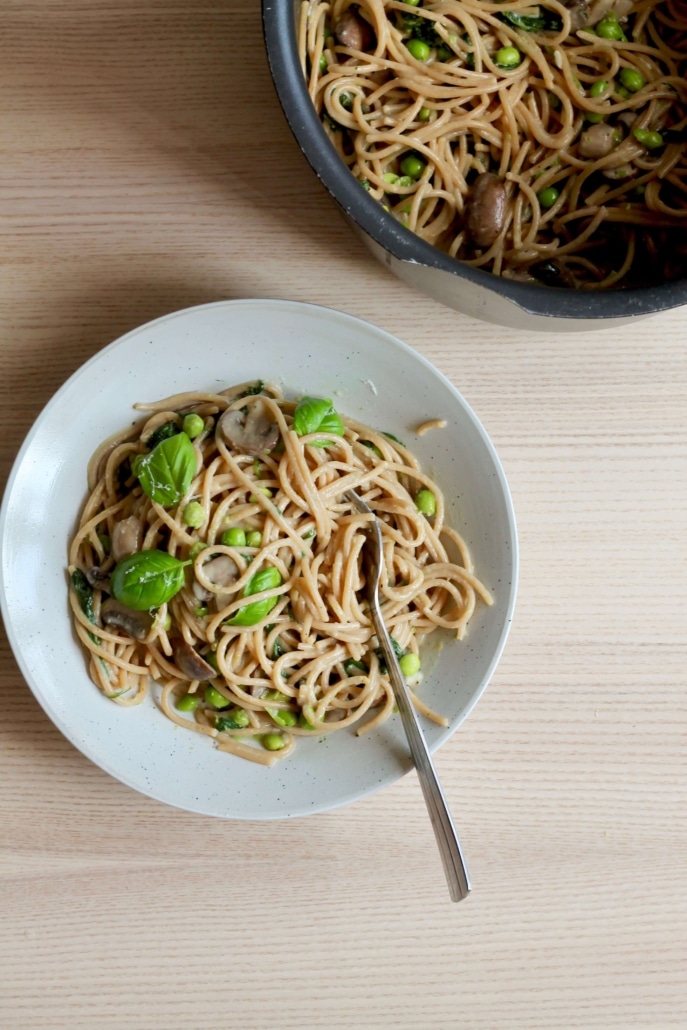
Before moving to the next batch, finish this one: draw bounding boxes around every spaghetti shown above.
[68,382,491,766]
[300,0,687,287]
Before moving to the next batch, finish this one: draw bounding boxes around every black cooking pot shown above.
[262,0,687,331]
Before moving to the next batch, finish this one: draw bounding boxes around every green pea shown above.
[176,692,200,712]
[415,489,437,517]
[246,530,262,548]
[596,18,624,39]
[538,186,560,209]
[619,67,645,93]
[262,732,286,751]
[97,532,111,554]
[418,107,431,121]
[615,84,631,99]
[298,712,317,730]
[589,79,609,97]
[205,650,219,672]
[496,46,521,69]
[216,708,250,730]
[189,541,207,560]
[194,606,208,618]
[399,652,421,677]
[221,527,247,547]
[383,172,399,184]
[406,38,431,61]
[633,128,663,149]
[400,154,426,179]
[182,413,205,439]
[319,53,328,73]
[271,708,298,728]
[404,0,422,6]
[436,45,452,61]
[249,487,272,502]
[205,685,230,708]
[396,175,414,187]
[182,501,205,528]
[585,112,605,123]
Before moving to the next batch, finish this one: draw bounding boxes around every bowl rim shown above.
[262,0,687,321]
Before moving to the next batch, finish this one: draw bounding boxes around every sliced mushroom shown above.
[218,401,279,456]
[565,0,590,31]
[172,639,216,681]
[465,173,507,249]
[578,123,617,159]
[192,554,240,603]
[86,566,111,592]
[588,0,632,24]
[334,10,374,51]
[111,515,143,563]
[602,163,638,181]
[616,111,637,132]
[101,599,153,640]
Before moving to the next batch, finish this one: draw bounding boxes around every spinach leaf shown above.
[132,431,197,507]
[343,659,368,676]
[400,12,443,47]
[237,380,265,399]
[216,710,250,731]
[145,420,180,450]
[498,8,562,32]
[71,569,100,643]
[227,566,283,627]
[374,636,405,673]
[110,550,191,611]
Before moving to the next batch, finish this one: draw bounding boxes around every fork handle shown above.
[371,608,471,902]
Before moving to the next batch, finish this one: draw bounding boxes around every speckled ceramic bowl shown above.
[0,299,518,818]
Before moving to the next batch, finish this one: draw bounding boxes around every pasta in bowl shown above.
[0,299,517,817]
[69,383,492,766]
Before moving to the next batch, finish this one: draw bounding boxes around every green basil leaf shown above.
[110,550,191,611]
[133,432,197,507]
[293,396,335,437]
[227,566,283,626]
[310,410,345,448]
[383,432,406,447]
[145,420,180,450]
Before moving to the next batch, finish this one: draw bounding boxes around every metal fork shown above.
[346,489,471,902]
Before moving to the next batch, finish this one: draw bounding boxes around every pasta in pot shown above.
[299,0,687,288]
[68,381,492,766]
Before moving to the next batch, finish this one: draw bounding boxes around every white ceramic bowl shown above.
[0,299,518,818]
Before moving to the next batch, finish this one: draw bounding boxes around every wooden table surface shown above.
[1,3,686,1028]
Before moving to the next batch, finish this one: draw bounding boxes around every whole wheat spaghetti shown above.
[68,382,492,766]
[300,0,687,287]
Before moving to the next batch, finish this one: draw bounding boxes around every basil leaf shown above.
[145,420,180,450]
[311,410,345,448]
[293,396,333,437]
[71,569,100,644]
[110,550,191,611]
[227,566,283,626]
[132,432,196,508]
[383,432,406,447]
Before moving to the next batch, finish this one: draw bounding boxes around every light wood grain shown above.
[1,3,686,1028]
